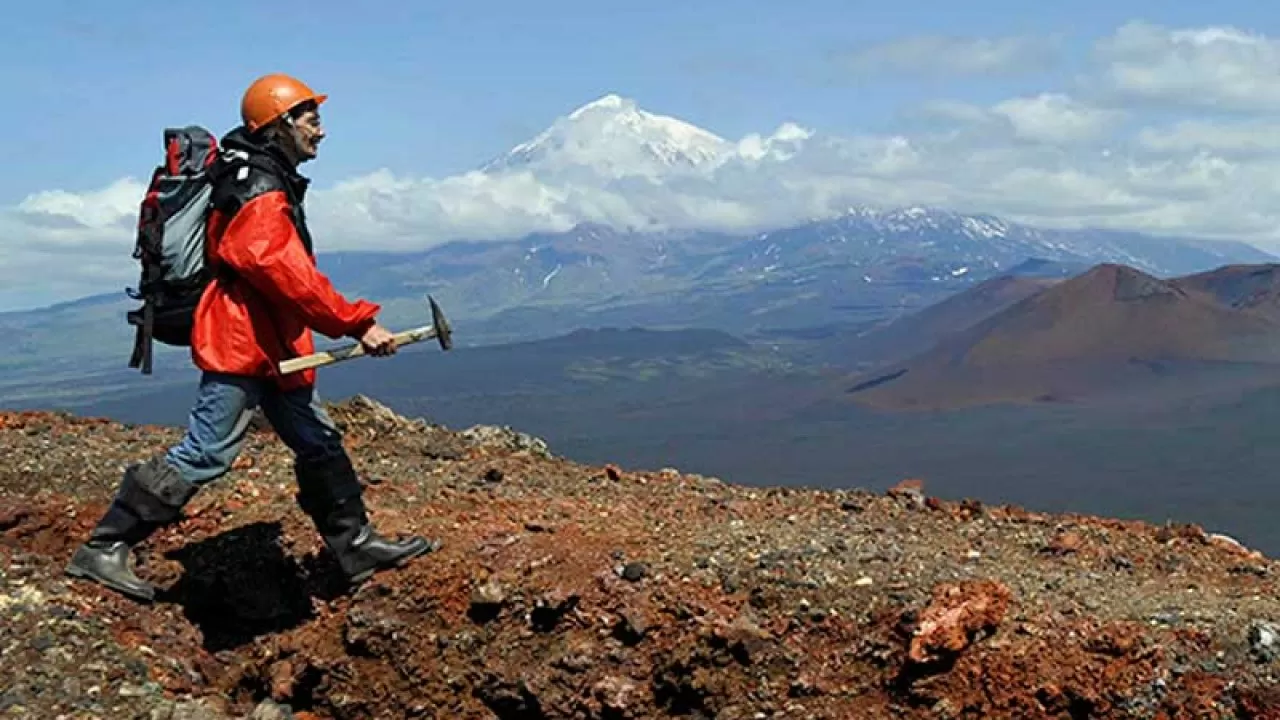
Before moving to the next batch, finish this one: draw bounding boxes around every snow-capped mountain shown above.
[281,90,1280,287]
[481,94,733,179]
[10,95,1278,376]
[455,94,1277,269]
[479,92,814,182]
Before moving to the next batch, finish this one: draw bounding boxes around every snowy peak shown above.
[478,93,817,181]
[567,93,631,119]
[481,93,732,178]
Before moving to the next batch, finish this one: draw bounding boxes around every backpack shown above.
[125,126,222,375]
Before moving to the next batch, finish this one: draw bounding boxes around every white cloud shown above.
[991,94,1124,145]
[12,21,1280,310]
[1137,120,1280,155]
[735,122,812,163]
[0,204,143,309]
[1094,21,1280,112]
[0,177,147,301]
[839,34,1057,77]
[15,178,143,235]
[917,93,1122,146]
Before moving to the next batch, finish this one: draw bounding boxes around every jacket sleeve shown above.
[215,191,380,339]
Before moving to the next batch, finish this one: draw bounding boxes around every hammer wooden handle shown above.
[278,324,441,374]
[277,295,453,375]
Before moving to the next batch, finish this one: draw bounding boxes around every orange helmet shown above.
[240,73,328,132]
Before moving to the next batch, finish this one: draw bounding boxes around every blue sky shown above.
[2,0,1274,201]
[6,1,1280,310]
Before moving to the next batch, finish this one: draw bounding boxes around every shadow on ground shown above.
[158,521,350,652]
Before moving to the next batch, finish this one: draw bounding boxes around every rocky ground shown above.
[3,396,1280,719]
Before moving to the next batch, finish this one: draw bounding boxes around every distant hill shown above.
[810,258,1088,368]
[1171,263,1280,320]
[1003,257,1093,279]
[823,273,1065,368]
[844,263,1280,410]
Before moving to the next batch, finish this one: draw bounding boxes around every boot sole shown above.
[347,539,440,585]
[64,561,156,604]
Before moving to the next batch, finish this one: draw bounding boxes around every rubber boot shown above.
[295,453,439,585]
[65,501,159,602]
[65,456,198,603]
[321,496,440,584]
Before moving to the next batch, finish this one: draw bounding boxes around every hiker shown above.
[65,73,438,603]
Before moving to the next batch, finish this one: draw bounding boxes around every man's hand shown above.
[358,322,398,356]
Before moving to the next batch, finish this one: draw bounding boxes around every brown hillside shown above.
[4,398,1280,718]
[837,274,1061,366]
[1173,263,1280,320]
[845,263,1280,410]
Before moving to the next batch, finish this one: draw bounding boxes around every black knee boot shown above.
[65,456,199,602]
[294,453,439,584]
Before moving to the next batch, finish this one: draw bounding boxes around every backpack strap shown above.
[127,170,169,375]
[127,303,155,374]
[210,150,314,255]
[209,150,283,213]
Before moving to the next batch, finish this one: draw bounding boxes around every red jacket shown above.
[191,129,379,390]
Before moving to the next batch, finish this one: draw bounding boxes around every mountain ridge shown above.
[4,207,1275,394]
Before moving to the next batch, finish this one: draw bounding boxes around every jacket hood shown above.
[220,125,302,177]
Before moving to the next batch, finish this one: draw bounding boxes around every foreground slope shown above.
[3,398,1280,718]
[846,263,1280,409]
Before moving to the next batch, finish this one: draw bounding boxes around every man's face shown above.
[286,108,325,162]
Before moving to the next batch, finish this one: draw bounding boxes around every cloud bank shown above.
[6,20,1280,310]
[837,33,1059,77]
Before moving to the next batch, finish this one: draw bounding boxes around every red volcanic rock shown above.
[0,399,1278,718]
[907,580,1012,664]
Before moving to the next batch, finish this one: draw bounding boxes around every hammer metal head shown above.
[428,295,453,350]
